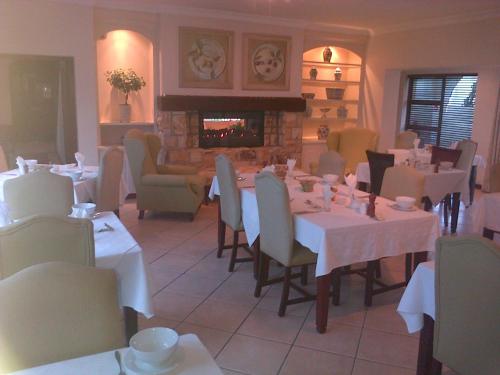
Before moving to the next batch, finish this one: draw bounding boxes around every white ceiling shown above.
[62,0,500,34]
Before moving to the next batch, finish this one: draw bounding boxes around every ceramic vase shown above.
[317,125,330,140]
[337,105,348,119]
[309,66,318,80]
[334,68,342,81]
[119,104,131,123]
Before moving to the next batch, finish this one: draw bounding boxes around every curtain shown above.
[56,61,66,163]
[484,86,500,192]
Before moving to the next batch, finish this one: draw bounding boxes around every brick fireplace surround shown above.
[156,95,306,170]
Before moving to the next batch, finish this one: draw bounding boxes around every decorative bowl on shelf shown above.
[301,93,315,100]
[325,88,345,100]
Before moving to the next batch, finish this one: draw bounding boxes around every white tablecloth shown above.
[10,334,223,375]
[0,167,98,204]
[397,261,435,333]
[98,145,135,201]
[356,163,467,205]
[211,173,440,277]
[94,212,153,318]
[467,193,500,233]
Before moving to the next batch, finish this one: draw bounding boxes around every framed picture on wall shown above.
[179,27,234,89]
[242,33,291,91]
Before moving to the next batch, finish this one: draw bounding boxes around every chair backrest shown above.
[366,150,395,196]
[255,172,294,266]
[490,162,500,193]
[434,236,500,375]
[97,146,124,212]
[0,214,95,279]
[215,154,241,230]
[145,133,163,165]
[328,128,378,173]
[0,144,8,172]
[380,165,425,203]
[455,139,477,173]
[0,262,125,373]
[395,130,418,149]
[4,169,74,220]
[123,129,156,191]
[430,146,462,166]
[315,151,346,182]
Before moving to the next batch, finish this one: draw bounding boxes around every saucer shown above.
[123,349,179,375]
[390,203,417,212]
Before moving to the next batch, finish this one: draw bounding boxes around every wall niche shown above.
[96,29,154,124]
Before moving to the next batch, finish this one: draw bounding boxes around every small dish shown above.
[130,328,179,367]
[390,203,417,212]
[124,348,178,375]
[395,196,416,209]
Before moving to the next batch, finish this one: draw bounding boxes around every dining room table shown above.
[9,334,223,375]
[466,192,500,240]
[93,211,154,339]
[210,170,440,333]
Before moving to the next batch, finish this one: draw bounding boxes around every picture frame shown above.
[242,33,291,91]
[178,27,234,89]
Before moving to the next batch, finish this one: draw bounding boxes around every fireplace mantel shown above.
[157,95,306,112]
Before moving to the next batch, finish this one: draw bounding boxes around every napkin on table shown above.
[16,156,26,175]
[75,152,85,170]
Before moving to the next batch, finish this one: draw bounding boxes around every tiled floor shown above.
[119,197,473,375]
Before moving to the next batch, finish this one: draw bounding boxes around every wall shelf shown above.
[302,79,360,87]
[302,61,361,68]
[99,122,155,127]
[307,99,358,106]
[303,118,358,124]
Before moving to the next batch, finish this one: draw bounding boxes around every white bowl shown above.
[395,196,416,209]
[71,203,96,218]
[130,327,179,366]
[323,174,339,185]
[440,161,453,170]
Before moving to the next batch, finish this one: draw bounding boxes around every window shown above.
[405,74,478,147]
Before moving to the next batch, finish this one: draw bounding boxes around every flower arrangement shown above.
[105,68,146,105]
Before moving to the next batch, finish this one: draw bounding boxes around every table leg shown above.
[450,192,461,234]
[413,251,428,271]
[252,236,260,280]
[217,201,226,258]
[482,227,495,240]
[423,197,433,212]
[316,272,332,333]
[124,307,138,343]
[469,165,477,205]
[417,314,442,375]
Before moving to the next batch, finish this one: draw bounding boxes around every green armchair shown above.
[123,129,204,219]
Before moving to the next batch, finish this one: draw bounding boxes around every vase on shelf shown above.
[309,66,318,80]
[322,47,332,63]
[334,67,342,81]
[119,104,131,123]
[337,105,348,119]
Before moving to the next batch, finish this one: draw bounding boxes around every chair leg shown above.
[279,267,291,317]
[254,252,266,298]
[253,237,260,280]
[228,230,239,272]
[113,209,120,218]
[375,259,382,278]
[331,268,341,306]
[300,264,308,285]
[217,217,226,258]
[443,195,450,227]
[138,210,144,220]
[405,253,413,283]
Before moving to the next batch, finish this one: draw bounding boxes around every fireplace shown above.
[198,111,264,149]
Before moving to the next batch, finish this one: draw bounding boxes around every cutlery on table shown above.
[114,350,125,375]
[97,223,115,233]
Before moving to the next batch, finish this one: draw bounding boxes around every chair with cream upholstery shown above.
[0,214,94,279]
[313,151,346,182]
[215,155,253,272]
[0,144,8,172]
[432,236,500,375]
[254,172,317,316]
[96,146,124,216]
[123,129,204,220]
[455,139,478,200]
[325,128,379,174]
[4,169,73,220]
[0,262,125,373]
[395,130,418,149]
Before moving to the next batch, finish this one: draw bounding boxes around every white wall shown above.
[0,0,99,163]
[363,18,500,182]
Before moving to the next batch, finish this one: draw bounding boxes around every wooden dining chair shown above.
[254,172,317,316]
[0,214,95,279]
[432,236,500,375]
[215,154,254,272]
[0,262,125,373]
[430,146,462,166]
[366,150,395,196]
[314,151,346,182]
[395,130,418,149]
[96,146,124,216]
[3,169,74,220]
